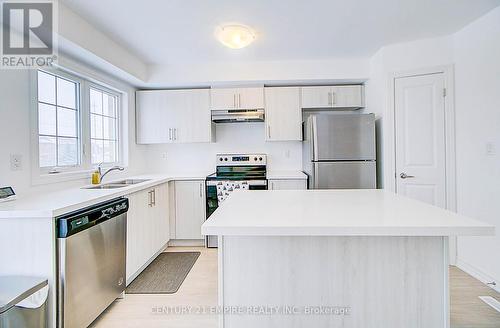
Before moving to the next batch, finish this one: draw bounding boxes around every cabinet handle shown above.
[233,94,236,108]
[148,191,152,207]
[238,94,241,108]
[268,125,271,139]
[169,128,172,141]
[174,128,177,141]
[332,91,336,105]
[152,189,156,206]
[327,92,332,106]
[199,182,203,198]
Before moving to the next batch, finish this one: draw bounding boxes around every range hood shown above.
[211,109,265,123]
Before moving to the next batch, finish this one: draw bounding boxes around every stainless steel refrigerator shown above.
[302,113,376,189]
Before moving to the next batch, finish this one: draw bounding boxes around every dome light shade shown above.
[215,24,256,49]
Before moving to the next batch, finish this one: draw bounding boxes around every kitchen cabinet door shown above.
[238,87,264,109]
[211,87,264,110]
[136,90,171,144]
[301,86,332,109]
[151,183,170,252]
[265,87,302,141]
[269,179,307,190]
[136,89,213,144]
[211,88,238,110]
[179,89,214,143]
[331,85,364,108]
[175,180,206,240]
[126,188,153,282]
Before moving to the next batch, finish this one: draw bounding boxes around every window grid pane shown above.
[37,70,80,168]
[90,87,118,164]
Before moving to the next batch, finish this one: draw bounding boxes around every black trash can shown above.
[0,276,48,328]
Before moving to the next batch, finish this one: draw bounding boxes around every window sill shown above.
[31,169,93,186]
[31,164,127,186]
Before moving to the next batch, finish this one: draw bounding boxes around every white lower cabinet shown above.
[269,179,307,190]
[172,180,206,240]
[126,183,169,283]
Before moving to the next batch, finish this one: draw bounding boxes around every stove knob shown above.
[259,157,263,161]
[254,157,258,161]
[219,158,223,161]
[224,158,228,161]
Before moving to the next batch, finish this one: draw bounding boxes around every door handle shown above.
[400,172,415,179]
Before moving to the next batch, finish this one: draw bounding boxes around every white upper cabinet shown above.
[136,89,214,144]
[136,90,170,144]
[265,87,302,141]
[301,85,364,109]
[211,87,264,110]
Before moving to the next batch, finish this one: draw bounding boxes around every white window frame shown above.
[30,68,125,185]
[86,82,122,166]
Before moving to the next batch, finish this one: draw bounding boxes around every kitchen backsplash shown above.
[145,123,303,173]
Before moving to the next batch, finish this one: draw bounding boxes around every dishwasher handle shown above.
[56,198,129,238]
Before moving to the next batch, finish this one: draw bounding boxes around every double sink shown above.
[84,179,151,190]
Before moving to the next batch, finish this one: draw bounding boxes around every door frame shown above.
[387,65,457,263]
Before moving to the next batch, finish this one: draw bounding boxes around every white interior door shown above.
[395,73,446,208]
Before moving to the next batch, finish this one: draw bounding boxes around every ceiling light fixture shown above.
[215,23,256,49]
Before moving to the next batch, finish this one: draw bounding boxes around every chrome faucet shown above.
[98,164,124,183]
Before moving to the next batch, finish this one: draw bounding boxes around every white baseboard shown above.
[168,239,204,247]
[456,258,500,293]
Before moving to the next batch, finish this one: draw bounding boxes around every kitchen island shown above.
[201,189,494,328]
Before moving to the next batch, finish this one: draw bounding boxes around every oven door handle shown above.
[206,180,267,186]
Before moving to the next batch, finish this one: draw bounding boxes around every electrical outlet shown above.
[486,142,496,156]
[10,154,22,171]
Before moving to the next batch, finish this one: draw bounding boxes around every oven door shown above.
[205,179,267,248]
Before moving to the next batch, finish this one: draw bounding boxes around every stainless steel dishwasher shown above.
[56,198,128,328]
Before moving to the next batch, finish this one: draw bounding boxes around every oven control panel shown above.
[216,154,267,165]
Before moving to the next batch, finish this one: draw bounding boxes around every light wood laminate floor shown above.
[91,247,500,328]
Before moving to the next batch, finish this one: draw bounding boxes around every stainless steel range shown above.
[205,154,268,248]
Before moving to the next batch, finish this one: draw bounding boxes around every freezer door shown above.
[312,114,375,161]
[311,161,376,189]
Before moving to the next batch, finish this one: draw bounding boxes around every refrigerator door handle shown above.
[311,116,319,161]
[313,163,319,189]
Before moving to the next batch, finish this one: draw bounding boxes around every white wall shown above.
[0,57,149,196]
[146,123,302,173]
[147,58,369,88]
[367,6,500,289]
[452,7,500,289]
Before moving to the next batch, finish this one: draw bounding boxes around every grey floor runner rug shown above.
[126,252,200,294]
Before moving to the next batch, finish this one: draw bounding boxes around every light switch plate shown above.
[10,154,22,171]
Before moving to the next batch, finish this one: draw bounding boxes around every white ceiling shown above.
[61,0,500,66]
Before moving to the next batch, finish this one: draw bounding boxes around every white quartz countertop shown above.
[201,190,495,237]
[0,173,209,219]
[266,171,307,180]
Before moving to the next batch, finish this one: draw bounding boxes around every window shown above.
[90,87,119,164]
[34,69,123,179]
[37,71,80,168]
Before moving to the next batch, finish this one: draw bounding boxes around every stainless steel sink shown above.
[83,179,151,190]
[113,179,151,185]
[84,184,127,190]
